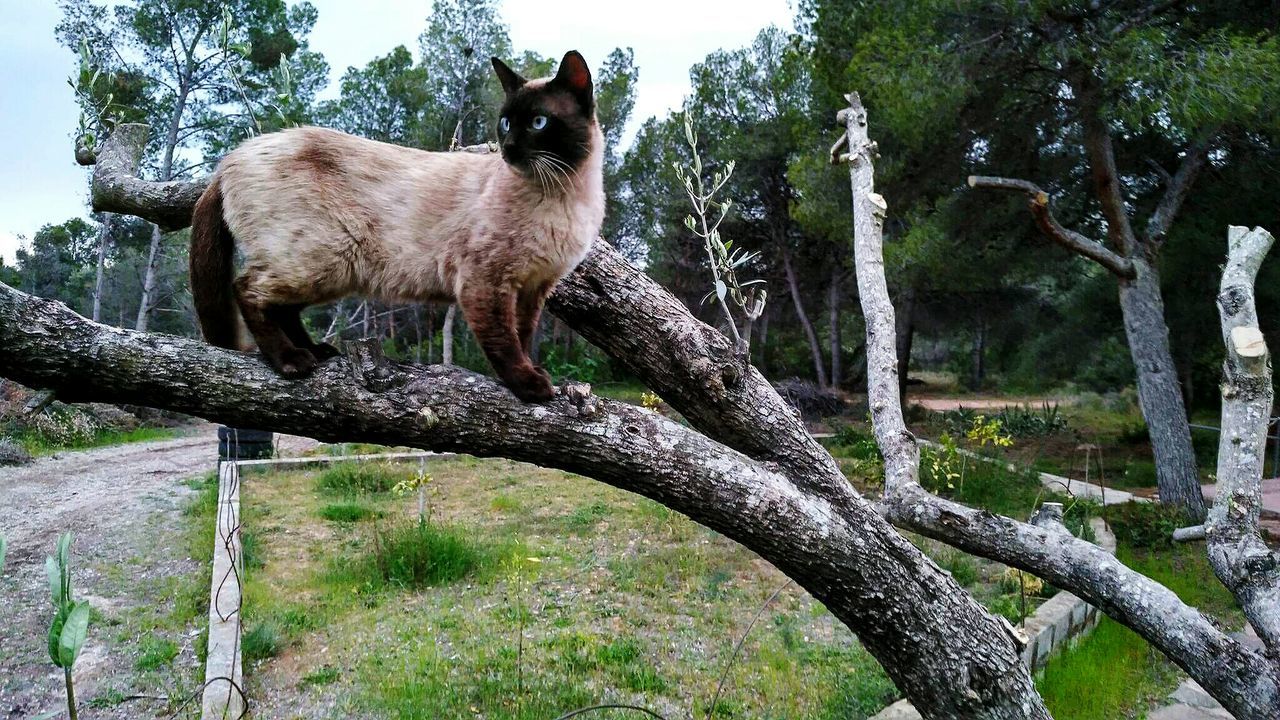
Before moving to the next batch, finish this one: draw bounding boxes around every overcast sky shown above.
[0,0,795,265]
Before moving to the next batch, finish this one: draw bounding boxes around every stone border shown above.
[871,517,1116,720]
[200,461,244,720]
[198,450,453,719]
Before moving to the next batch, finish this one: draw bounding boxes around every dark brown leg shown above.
[460,284,553,402]
[270,304,340,360]
[234,278,316,378]
[516,282,553,383]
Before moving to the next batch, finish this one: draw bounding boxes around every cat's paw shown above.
[311,342,342,361]
[508,369,555,403]
[273,347,318,378]
[532,365,552,383]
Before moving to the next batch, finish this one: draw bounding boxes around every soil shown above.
[0,423,317,719]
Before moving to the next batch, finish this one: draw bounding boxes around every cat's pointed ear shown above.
[551,50,594,110]
[490,56,526,95]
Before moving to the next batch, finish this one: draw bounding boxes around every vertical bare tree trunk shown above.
[780,244,829,388]
[134,223,163,331]
[92,214,113,323]
[828,265,842,387]
[442,304,456,366]
[970,314,987,390]
[1119,257,1206,519]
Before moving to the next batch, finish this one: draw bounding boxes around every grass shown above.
[14,424,178,456]
[317,502,384,522]
[315,462,415,494]
[135,636,179,670]
[1037,541,1241,719]
[239,458,898,718]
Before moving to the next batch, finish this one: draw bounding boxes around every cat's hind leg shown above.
[272,304,341,360]
[460,283,554,402]
[233,274,317,378]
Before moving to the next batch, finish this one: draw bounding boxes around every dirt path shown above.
[0,425,317,718]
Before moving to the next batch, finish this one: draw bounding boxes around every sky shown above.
[0,0,796,266]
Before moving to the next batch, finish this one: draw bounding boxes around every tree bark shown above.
[134,223,163,331]
[779,243,829,388]
[1118,256,1207,520]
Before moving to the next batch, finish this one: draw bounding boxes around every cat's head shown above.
[490,51,597,182]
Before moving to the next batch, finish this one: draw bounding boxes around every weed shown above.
[135,635,178,670]
[316,462,411,494]
[300,666,341,688]
[1108,503,1191,549]
[370,520,485,588]
[242,620,282,663]
[318,502,383,522]
[565,501,611,532]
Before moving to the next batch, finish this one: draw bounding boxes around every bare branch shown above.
[1144,136,1215,246]
[90,124,209,231]
[842,92,919,492]
[1209,225,1280,655]
[968,175,1137,279]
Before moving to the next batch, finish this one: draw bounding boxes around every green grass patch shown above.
[135,635,179,670]
[564,501,611,532]
[16,424,178,456]
[300,666,341,689]
[317,502,383,523]
[315,462,413,494]
[242,620,283,663]
[358,520,490,589]
[1038,538,1242,718]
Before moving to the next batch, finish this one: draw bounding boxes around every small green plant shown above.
[46,533,91,720]
[135,636,178,670]
[966,415,1013,448]
[370,521,483,588]
[673,110,766,355]
[316,462,405,494]
[242,620,282,663]
[392,465,434,522]
[318,502,383,522]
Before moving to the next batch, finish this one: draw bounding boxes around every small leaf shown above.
[48,610,66,666]
[723,239,733,251]
[715,280,727,301]
[684,215,696,231]
[58,602,91,667]
[46,556,61,607]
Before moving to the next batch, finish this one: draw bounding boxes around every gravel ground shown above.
[0,424,316,719]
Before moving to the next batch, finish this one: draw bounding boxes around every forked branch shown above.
[967,175,1136,279]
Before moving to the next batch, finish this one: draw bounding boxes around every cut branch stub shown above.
[968,175,1136,280]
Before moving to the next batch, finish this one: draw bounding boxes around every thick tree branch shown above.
[967,176,1136,279]
[1210,225,1280,656]
[1,279,1048,719]
[848,98,1279,718]
[1144,136,1215,247]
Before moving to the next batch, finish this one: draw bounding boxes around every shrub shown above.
[1108,502,1191,549]
[0,437,32,466]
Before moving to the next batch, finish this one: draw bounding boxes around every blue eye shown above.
[499,117,510,133]
[531,115,547,130]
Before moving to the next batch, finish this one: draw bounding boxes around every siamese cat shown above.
[189,50,604,402]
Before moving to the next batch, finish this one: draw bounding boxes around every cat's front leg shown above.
[460,283,555,402]
[516,281,554,384]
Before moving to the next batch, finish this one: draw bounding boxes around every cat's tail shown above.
[189,175,243,349]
